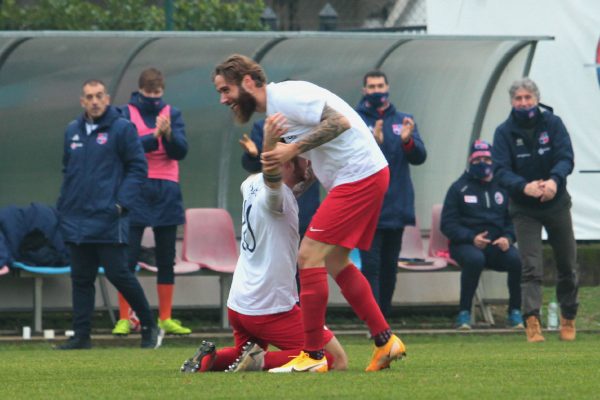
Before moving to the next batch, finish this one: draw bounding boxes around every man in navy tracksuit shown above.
[493,78,577,343]
[355,70,427,317]
[441,140,522,330]
[55,79,158,350]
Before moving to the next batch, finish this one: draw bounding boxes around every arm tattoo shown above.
[295,104,350,153]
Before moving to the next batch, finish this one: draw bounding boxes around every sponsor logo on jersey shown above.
[309,226,325,232]
[70,142,83,150]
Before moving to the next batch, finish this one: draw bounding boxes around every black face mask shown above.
[468,162,493,180]
[512,106,539,127]
[362,92,389,110]
[138,93,163,114]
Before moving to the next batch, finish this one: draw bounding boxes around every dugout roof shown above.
[0,32,549,232]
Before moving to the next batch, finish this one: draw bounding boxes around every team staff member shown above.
[355,70,427,317]
[493,78,578,342]
[114,68,190,336]
[56,79,158,350]
[441,140,523,330]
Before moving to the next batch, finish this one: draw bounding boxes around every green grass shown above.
[2,334,600,399]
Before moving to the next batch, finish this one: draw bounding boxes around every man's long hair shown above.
[213,54,267,87]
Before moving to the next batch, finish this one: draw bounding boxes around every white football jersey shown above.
[266,81,388,191]
[227,174,300,315]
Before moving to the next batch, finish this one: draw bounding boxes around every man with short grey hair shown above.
[492,77,578,343]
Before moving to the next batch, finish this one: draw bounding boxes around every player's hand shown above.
[373,119,384,144]
[401,116,415,144]
[239,134,259,157]
[261,142,300,169]
[263,113,288,150]
[156,115,171,140]
[540,179,557,202]
[473,231,491,249]
[492,237,510,252]
[523,180,544,199]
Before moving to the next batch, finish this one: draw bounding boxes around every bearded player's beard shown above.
[232,87,257,124]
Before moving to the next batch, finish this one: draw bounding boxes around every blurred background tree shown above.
[0,0,266,31]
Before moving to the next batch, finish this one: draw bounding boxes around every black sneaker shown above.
[180,340,216,373]
[140,326,160,349]
[54,336,92,350]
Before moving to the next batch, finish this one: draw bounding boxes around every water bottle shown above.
[547,300,559,330]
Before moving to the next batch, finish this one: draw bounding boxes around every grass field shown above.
[2,333,600,400]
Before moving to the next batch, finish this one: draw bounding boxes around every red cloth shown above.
[299,267,330,351]
[128,104,179,182]
[335,263,389,336]
[305,167,389,250]
[204,305,335,371]
[157,283,173,321]
[117,292,130,320]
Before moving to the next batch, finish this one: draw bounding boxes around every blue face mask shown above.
[363,92,389,110]
[138,93,163,114]
[512,106,539,123]
[468,162,493,180]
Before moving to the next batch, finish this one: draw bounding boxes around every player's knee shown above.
[297,242,325,269]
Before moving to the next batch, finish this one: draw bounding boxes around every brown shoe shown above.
[525,315,545,342]
[559,317,576,341]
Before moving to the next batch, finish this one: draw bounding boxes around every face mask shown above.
[512,106,539,123]
[468,162,493,180]
[363,92,389,109]
[139,93,163,114]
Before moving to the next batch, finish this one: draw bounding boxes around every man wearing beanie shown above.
[441,140,523,330]
[493,78,578,342]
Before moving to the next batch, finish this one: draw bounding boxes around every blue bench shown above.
[9,262,139,333]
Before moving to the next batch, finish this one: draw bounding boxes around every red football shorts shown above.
[305,166,389,251]
[227,305,334,351]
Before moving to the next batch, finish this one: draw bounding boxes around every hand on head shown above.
[263,113,288,149]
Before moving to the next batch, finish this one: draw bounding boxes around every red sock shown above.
[157,284,174,321]
[200,347,238,372]
[335,263,389,336]
[264,349,301,370]
[299,267,329,352]
[117,292,130,320]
